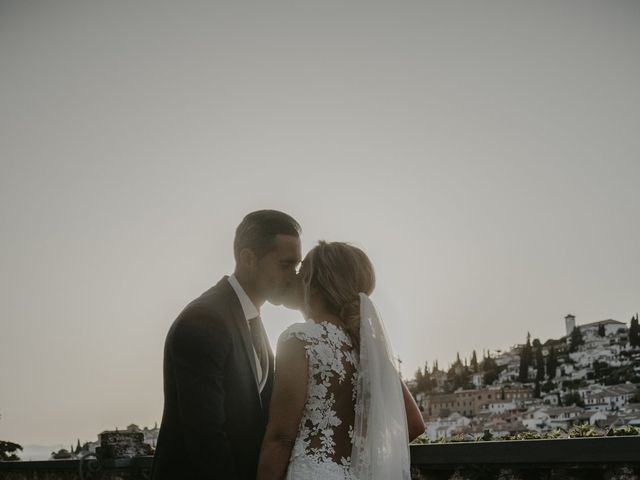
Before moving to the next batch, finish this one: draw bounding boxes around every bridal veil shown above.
[350,293,411,479]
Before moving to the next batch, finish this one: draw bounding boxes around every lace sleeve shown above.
[279,321,325,346]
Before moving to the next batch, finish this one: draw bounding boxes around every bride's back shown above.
[280,319,358,475]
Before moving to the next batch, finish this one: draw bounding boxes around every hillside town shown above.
[408,314,640,441]
[7,313,639,461]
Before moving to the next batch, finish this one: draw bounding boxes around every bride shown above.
[257,241,425,480]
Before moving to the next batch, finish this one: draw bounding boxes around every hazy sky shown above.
[1,1,639,445]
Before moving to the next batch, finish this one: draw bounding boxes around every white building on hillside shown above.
[424,412,471,441]
[480,400,518,414]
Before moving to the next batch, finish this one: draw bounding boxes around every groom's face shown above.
[255,234,302,305]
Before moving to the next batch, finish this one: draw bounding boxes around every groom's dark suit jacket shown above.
[151,276,274,480]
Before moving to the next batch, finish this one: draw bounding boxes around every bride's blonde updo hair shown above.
[300,241,376,349]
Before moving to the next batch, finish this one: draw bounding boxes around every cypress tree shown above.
[629,314,640,348]
[534,339,545,381]
[570,326,584,352]
[470,350,479,373]
[598,324,606,337]
[534,380,541,398]
[518,333,533,382]
[415,368,425,391]
[546,346,557,379]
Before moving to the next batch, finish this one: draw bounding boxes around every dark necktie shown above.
[248,316,268,382]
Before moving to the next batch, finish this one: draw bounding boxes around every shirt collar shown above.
[228,274,260,321]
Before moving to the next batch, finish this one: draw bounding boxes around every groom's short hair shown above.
[234,210,301,260]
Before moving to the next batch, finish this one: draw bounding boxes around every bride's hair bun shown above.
[300,241,375,349]
[339,297,362,347]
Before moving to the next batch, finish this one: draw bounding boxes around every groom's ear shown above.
[238,247,258,270]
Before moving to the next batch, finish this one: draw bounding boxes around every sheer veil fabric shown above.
[350,293,411,479]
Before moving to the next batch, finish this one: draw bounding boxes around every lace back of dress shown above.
[310,339,357,464]
[281,320,359,471]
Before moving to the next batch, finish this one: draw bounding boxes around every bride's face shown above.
[281,256,313,315]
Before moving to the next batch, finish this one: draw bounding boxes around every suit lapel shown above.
[219,277,262,408]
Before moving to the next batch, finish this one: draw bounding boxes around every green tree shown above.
[424,361,439,391]
[541,380,556,393]
[518,333,533,382]
[447,353,471,390]
[598,324,606,337]
[563,391,585,407]
[480,354,499,386]
[593,360,610,379]
[546,346,558,379]
[0,441,22,461]
[569,326,584,352]
[0,414,22,461]
[470,350,479,373]
[629,314,640,348]
[533,338,545,381]
[414,368,425,392]
[534,380,541,398]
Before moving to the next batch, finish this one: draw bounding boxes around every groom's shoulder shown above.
[168,280,233,338]
[183,276,234,317]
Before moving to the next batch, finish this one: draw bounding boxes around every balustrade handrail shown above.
[1,436,639,471]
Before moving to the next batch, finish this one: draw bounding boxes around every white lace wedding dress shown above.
[279,294,412,480]
[279,320,359,480]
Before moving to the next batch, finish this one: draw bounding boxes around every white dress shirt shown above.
[227,274,267,393]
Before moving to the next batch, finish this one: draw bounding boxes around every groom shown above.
[151,210,302,480]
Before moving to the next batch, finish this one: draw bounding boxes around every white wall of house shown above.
[480,401,517,414]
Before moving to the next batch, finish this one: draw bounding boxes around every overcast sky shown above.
[1,0,639,446]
